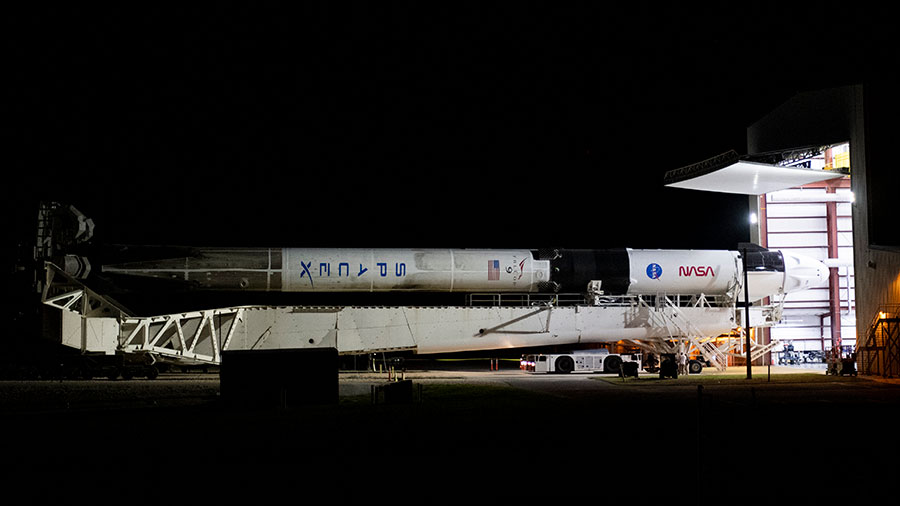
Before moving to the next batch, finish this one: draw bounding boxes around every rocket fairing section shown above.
[100,246,829,299]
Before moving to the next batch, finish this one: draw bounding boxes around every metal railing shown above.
[466,293,586,307]
[860,304,900,377]
[465,292,734,308]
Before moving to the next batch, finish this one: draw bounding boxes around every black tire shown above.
[555,355,575,374]
[146,366,159,380]
[688,360,703,374]
[604,355,622,374]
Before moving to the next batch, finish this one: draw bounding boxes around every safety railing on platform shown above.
[465,292,734,308]
[466,293,586,307]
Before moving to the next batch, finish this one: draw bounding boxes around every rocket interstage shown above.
[100,247,829,300]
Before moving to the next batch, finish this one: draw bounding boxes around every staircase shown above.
[638,296,783,371]
[661,299,729,371]
[639,296,729,371]
[860,305,900,377]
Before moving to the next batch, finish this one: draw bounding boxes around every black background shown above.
[6,5,890,253]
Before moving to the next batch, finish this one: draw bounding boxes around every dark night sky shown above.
[6,5,889,256]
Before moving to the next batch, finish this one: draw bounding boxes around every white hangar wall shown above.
[747,84,900,375]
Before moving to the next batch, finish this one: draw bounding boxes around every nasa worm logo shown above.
[646,263,663,280]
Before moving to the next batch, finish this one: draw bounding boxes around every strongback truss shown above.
[119,308,244,364]
[41,262,783,368]
[42,263,128,319]
[42,263,239,364]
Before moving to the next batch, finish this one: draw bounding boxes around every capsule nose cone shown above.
[782,252,830,293]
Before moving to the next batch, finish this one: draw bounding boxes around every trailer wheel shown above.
[107,369,120,381]
[555,356,575,374]
[604,355,622,374]
[146,366,159,380]
[688,360,703,374]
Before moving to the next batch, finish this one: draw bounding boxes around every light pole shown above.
[742,247,752,379]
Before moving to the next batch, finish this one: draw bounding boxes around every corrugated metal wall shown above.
[748,84,900,375]
[763,176,855,354]
[851,85,900,375]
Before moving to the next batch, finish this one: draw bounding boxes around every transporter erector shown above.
[31,203,832,376]
[35,202,828,370]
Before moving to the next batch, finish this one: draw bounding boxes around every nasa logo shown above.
[646,263,663,279]
[679,266,716,277]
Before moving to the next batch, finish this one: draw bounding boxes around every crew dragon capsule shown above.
[100,247,829,301]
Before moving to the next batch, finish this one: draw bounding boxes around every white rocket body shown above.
[625,249,739,296]
[624,249,828,301]
[281,248,550,292]
[101,247,828,301]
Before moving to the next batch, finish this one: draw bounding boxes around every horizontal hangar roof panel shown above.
[664,150,847,195]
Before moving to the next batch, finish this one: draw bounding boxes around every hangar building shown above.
[668,84,899,376]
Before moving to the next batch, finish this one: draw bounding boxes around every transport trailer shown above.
[13,351,161,381]
[520,350,641,376]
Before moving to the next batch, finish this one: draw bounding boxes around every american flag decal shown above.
[488,260,500,281]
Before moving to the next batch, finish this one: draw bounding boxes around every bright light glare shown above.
[749,212,758,224]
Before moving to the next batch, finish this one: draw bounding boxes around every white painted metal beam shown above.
[666,160,845,195]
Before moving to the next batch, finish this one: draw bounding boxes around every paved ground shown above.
[1,366,898,503]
